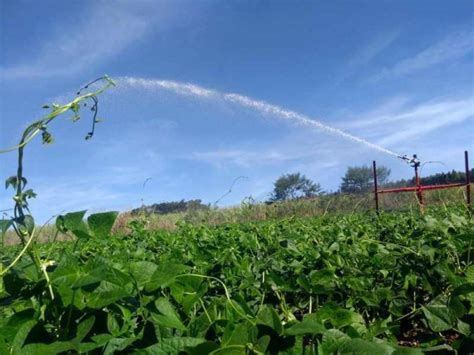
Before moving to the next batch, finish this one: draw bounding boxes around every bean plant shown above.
[0,76,473,354]
[0,75,115,276]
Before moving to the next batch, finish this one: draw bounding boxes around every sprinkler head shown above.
[398,154,411,163]
[409,154,420,168]
[398,154,421,168]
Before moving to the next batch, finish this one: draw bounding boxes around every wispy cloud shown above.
[333,29,399,85]
[0,2,167,79]
[191,140,340,169]
[371,28,474,82]
[348,29,400,68]
[346,95,474,146]
[192,149,297,168]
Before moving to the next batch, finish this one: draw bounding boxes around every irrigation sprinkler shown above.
[373,150,471,212]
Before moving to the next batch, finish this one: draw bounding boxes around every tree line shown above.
[269,166,474,201]
[132,166,473,213]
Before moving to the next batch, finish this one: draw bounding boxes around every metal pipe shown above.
[373,161,379,212]
[420,182,466,191]
[465,150,471,207]
[414,163,423,206]
[378,186,418,193]
[375,151,469,211]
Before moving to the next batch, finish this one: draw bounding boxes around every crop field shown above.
[1,206,473,354]
[0,77,473,355]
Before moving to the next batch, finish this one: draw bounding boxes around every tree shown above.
[340,165,390,193]
[270,173,322,201]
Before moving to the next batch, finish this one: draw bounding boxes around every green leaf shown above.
[22,189,37,200]
[336,338,394,354]
[5,176,18,190]
[392,347,424,355]
[85,280,130,309]
[257,305,283,334]
[91,334,114,347]
[129,261,158,288]
[103,337,135,355]
[456,319,470,336]
[0,219,12,237]
[255,335,271,353]
[221,322,249,346]
[151,298,186,331]
[316,303,365,329]
[145,262,186,292]
[0,336,9,355]
[107,313,121,336]
[12,320,36,352]
[136,337,206,354]
[284,314,326,336]
[56,210,87,233]
[422,303,457,332]
[453,282,474,296]
[17,214,35,236]
[185,341,219,355]
[3,272,26,295]
[467,265,474,283]
[20,341,78,354]
[319,329,350,355]
[75,316,95,342]
[0,309,35,343]
[88,211,118,237]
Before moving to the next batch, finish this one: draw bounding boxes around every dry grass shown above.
[113,185,471,233]
[2,185,471,245]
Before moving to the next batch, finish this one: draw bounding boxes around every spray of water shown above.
[117,76,400,157]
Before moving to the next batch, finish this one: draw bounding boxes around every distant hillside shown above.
[131,199,209,216]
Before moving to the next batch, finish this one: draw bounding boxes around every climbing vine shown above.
[0,75,115,269]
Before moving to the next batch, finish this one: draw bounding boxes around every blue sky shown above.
[1,0,473,222]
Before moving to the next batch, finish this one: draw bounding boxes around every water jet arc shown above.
[117,76,401,158]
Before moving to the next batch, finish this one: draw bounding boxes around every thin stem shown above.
[176,274,256,325]
[199,298,212,324]
[0,77,115,154]
[0,227,37,276]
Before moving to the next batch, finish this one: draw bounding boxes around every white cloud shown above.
[371,28,474,81]
[0,2,176,79]
[345,95,474,147]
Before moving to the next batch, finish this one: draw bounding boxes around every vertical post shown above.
[414,164,423,207]
[465,150,471,208]
[373,160,379,213]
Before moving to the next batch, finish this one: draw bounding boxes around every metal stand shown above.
[373,151,471,212]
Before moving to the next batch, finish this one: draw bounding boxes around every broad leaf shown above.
[145,262,186,292]
[56,210,87,233]
[337,338,394,355]
[0,219,12,237]
[137,337,206,354]
[285,314,326,336]
[151,298,186,331]
[422,302,457,332]
[88,211,118,237]
[257,305,283,335]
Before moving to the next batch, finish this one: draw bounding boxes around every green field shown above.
[1,206,473,354]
